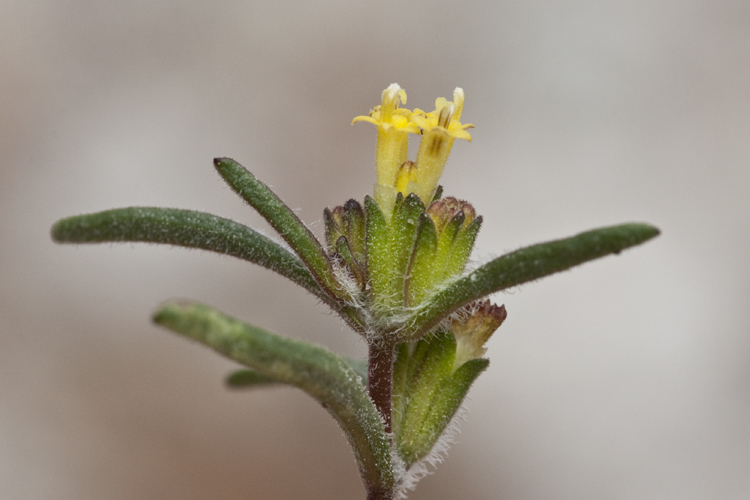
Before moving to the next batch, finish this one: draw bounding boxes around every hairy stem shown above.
[368,342,396,433]
[367,485,394,500]
[367,341,396,500]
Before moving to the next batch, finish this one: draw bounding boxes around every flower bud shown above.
[452,300,507,368]
[426,196,476,233]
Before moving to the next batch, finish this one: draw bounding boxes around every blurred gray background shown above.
[1,0,749,499]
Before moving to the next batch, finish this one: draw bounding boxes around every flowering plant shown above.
[51,84,658,500]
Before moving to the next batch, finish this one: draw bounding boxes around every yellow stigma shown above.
[352,84,421,215]
[409,88,475,204]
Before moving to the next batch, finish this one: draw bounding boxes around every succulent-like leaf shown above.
[407,223,661,338]
[226,369,277,387]
[51,207,330,303]
[213,158,341,299]
[227,356,368,388]
[154,301,393,494]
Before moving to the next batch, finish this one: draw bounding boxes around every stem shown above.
[368,341,395,433]
[367,341,396,500]
[367,486,394,500]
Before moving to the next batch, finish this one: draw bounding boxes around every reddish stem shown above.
[366,341,396,500]
[367,342,395,434]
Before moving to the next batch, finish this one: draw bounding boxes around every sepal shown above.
[391,329,489,467]
[364,195,391,313]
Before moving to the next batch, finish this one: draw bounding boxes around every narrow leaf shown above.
[213,158,340,298]
[154,302,393,492]
[408,223,660,337]
[51,207,329,302]
[227,356,368,388]
[226,369,278,388]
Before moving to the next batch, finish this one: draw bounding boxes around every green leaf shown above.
[226,369,278,388]
[408,223,660,337]
[213,158,340,299]
[51,207,329,302]
[154,302,393,494]
[227,356,368,389]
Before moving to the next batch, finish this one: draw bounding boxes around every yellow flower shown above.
[352,84,421,215]
[409,88,475,204]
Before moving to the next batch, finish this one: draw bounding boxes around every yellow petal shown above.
[351,115,381,127]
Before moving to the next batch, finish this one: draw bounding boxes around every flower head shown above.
[352,84,421,215]
[409,88,475,203]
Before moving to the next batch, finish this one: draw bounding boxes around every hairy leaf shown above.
[51,207,329,302]
[408,223,660,337]
[214,158,340,299]
[154,302,393,493]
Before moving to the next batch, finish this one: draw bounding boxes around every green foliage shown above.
[406,223,660,339]
[214,157,341,300]
[154,301,393,493]
[226,369,277,388]
[50,207,328,301]
[227,356,369,389]
[52,156,659,500]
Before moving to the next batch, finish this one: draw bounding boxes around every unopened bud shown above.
[426,196,476,233]
[452,300,507,368]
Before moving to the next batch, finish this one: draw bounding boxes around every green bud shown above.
[334,235,366,291]
[324,199,366,264]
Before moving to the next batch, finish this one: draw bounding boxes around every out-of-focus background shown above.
[2,1,749,499]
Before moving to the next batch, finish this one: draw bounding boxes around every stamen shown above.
[437,105,454,128]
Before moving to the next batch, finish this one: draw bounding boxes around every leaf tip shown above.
[50,219,66,243]
[621,222,661,247]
